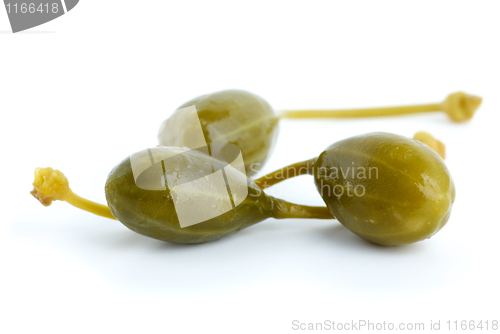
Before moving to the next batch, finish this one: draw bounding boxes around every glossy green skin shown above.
[313,132,455,246]
[158,89,279,176]
[105,148,274,244]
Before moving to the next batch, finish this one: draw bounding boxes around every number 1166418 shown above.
[6,3,60,14]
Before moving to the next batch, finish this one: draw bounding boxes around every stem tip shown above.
[443,92,482,122]
[413,131,446,159]
[31,167,71,206]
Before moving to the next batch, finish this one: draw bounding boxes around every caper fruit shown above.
[158,90,480,178]
[314,132,455,246]
[158,90,279,176]
[105,146,276,243]
[255,132,456,246]
[31,146,332,244]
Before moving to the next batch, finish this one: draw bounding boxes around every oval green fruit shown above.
[105,146,274,244]
[158,89,279,176]
[313,132,456,246]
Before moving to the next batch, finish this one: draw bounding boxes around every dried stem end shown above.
[31,167,71,206]
[443,91,483,122]
[413,132,446,159]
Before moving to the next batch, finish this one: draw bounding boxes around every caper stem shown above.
[282,103,441,119]
[30,167,116,220]
[270,197,333,220]
[281,92,482,122]
[64,192,116,220]
[254,158,315,189]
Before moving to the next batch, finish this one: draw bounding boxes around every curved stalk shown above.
[271,197,333,220]
[254,158,315,189]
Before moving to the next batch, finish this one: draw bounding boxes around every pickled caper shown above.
[31,146,333,244]
[158,90,280,176]
[255,132,455,246]
[158,90,479,176]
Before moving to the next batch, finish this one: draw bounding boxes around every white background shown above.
[1,1,499,333]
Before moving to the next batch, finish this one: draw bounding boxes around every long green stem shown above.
[254,158,315,189]
[281,91,482,122]
[270,197,333,220]
[64,192,116,219]
[282,103,441,119]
